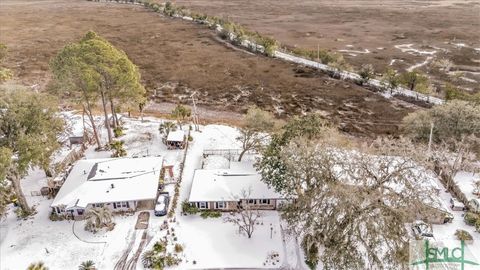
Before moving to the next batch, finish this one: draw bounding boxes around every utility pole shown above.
[428,122,434,153]
[190,91,200,131]
[317,44,320,62]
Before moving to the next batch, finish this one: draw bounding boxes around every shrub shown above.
[455,229,473,241]
[15,207,31,218]
[174,243,183,253]
[113,127,124,138]
[257,36,278,57]
[445,84,480,104]
[358,64,375,85]
[27,262,48,270]
[464,212,479,226]
[78,260,96,270]
[200,210,222,219]
[165,254,181,266]
[110,140,127,157]
[188,135,193,142]
[153,241,167,253]
[49,211,65,221]
[181,200,198,215]
[141,250,155,269]
[291,47,346,66]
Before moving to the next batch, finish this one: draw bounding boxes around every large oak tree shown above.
[0,88,64,214]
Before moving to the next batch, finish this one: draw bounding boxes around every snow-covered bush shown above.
[455,229,473,242]
[84,207,114,233]
[464,212,479,226]
[181,200,198,215]
[142,241,181,269]
[200,210,221,219]
[174,243,183,253]
[110,140,127,157]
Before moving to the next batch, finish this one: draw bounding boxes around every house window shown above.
[121,201,129,208]
[198,202,208,209]
[248,199,256,204]
[259,199,270,205]
[114,202,125,209]
[92,203,104,208]
[215,202,226,209]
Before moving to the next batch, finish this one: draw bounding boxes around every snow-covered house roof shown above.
[51,156,163,209]
[188,167,282,202]
[166,130,185,142]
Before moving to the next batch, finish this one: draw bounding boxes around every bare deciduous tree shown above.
[426,135,479,191]
[224,188,262,238]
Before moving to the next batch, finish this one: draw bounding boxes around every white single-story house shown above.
[188,162,284,211]
[165,130,186,150]
[51,156,163,219]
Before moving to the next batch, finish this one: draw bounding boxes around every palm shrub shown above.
[27,262,48,270]
[78,260,96,270]
[142,250,157,269]
[110,140,127,157]
[113,127,124,138]
[84,206,114,232]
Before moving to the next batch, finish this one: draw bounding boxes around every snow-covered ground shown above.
[175,212,284,269]
[3,111,477,270]
[0,113,303,270]
[454,171,480,201]
[431,181,480,267]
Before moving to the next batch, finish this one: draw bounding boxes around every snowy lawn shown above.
[175,211,285,269]
[431,181,480,261]
[454,171,480,201]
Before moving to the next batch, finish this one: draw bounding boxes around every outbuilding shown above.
[165,130,186,150]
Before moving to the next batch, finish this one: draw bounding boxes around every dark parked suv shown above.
[154,192,170,216]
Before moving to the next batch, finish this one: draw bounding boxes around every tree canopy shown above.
[236,106,277,161]
[402,100,480,144]
[0,88,64,214]
[256,113,331,192]
[50,31,146,148]
[0,43,13,83]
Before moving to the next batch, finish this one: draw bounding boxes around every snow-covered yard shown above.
[431,179,480,265]
[4,111,476,270]
[0,113,299,270]
[454,171,480,201]
[175,212,284,269]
